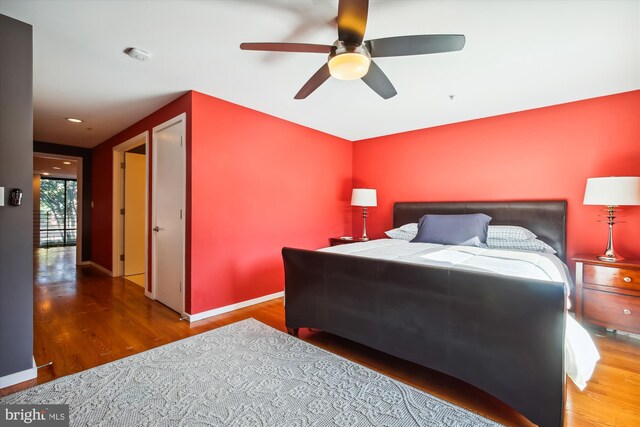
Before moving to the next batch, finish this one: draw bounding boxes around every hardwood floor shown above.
[2,247,639,426]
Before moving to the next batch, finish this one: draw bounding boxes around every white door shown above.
[152,117,184,314]
[123,152,146,276]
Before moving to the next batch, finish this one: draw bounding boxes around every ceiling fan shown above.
[240,0,465,100]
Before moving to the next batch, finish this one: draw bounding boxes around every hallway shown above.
[34,247,77,286]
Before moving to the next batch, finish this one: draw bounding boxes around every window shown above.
[39,178,77,247]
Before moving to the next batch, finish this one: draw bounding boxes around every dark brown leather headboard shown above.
[393,201,567,261]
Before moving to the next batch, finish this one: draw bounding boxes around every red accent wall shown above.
[93,89,637,315]
[91,92,192,284]
[92,91,351,315]
[352,90,640,265]
[190,91,352,314]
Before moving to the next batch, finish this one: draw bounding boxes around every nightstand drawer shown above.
[583,289,640,333]
[583,264,640,291]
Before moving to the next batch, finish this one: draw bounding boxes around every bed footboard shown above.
[283,247,566,427]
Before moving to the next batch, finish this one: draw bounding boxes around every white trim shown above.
[187,291,284,323]
[144,136,149,294]
[112,132,148,279]
[0,357,37,388]
[112,150,121,277]
[88,261,113,276]
[606,328,640,340]
[152,113,187,316]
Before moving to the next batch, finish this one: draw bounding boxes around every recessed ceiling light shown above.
[63,161,72,165]
[66,117,83,123]
[53,167,61,170]
[42,172,50,176]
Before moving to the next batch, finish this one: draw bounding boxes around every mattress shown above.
[320,239,600,390]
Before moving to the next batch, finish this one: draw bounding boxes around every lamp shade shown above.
[351,189,377,207]
[583,177,640,206]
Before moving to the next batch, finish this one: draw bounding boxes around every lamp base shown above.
[361,206,369,241]
[598,205,623,263]
[598,255,623,263]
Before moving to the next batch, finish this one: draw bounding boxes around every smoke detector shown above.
[125,47,151,62]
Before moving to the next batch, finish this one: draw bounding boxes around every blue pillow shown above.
[411,213,492,247]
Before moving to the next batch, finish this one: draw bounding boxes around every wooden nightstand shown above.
[573,254,640,334]
[329,237,369,246]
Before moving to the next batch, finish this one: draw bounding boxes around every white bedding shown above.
[320,239,600,390]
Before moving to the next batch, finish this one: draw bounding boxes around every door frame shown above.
[33,152,83,266]
[112,132,150,297]
[151,113,186,315]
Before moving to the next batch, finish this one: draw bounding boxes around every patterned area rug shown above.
[1,319,503,426]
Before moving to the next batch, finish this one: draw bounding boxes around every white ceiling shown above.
[33,155,77,179]
[1,0,638,148]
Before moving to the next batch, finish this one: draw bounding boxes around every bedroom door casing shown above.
[111,132,148,280]
[152,114,186,315]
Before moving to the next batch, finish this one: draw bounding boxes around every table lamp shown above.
[583,176,640,262]
[351,189,377,240]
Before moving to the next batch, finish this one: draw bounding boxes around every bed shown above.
[282,201,597,427]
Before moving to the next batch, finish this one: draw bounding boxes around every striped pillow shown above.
[487,225,537,241]
[487,237,556,254]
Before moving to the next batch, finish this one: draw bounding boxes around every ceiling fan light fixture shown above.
[239,1,465,99]
[328,53,370,80]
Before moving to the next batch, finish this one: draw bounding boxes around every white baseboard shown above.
[88,261,113,276]
[0,357,37,389]
[187,291,284,323]
[606,328,640,340]
[144,290,154,299]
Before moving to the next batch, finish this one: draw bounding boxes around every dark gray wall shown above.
[34,141,92,261]
[0,15,34,377]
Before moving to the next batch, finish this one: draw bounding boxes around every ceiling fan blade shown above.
[240,42,333,54]
[361,60,397,99]
[366,35,465,58]
[294,63,331,99]
[337,0,369,44]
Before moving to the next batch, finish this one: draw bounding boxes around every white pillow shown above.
[487,225,537,241]
[486,237,556,254]
[398,223,418,233]
[385,223,418,241]
[386,223,542,248]
[384,229,413,241]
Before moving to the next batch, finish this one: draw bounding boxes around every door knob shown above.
[153,226,162,232]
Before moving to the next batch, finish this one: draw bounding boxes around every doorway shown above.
[152,114,186,315]
[38,178,77,248]
[123,147,146,286]
[33,154,83,266]
[112,132,148,291]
